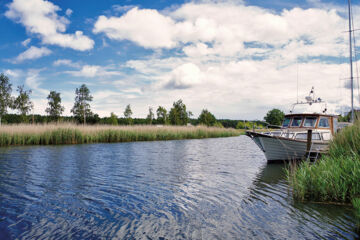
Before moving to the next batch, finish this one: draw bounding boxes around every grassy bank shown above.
[287,121,360,213]
[0,124,242,146]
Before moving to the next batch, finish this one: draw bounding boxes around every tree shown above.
[198,109,216,126]
[169,99,190,125]
[71,84,93,124]
[146,107,154,125]
[156,106,168,124]
[0,73,13,125]
[264,108,285,126]
[13,85,33,122]
[45,91,64,121]
[124,104,133,125]
[109,112,118,125]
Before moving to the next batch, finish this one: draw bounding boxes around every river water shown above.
[0,136,358,239]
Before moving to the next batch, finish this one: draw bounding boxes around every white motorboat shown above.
[246,88,338,163]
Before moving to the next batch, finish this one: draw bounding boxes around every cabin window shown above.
[318,117,330,128]
[271,131,282,136]
[295,133,307,140]
[295,132,321,140]
[333,118,338,132]
[312,133,321,140]
[282,117,291,127]
[303,117,317,127]
[281,132,294,138]
[291,117,302,127]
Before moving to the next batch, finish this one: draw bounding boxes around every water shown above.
[0,136,358,239]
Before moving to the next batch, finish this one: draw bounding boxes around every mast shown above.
[348,0,354,122]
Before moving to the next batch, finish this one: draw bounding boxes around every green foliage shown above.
[288,155,360,202]
[352,198,360,217]
[0,126,240,146]
[236,121,250,129]
[156,106,168,124]
[288,121,360,213]
[45,91,64,121]
[264,108,285,126]
[146,107,154,125]
[124,104,133,125]
[236,121,264,129]
[0,73,13,123]
[109,112,118,125]
[13,85,33,119]
[213,122,224,128]
[198,109,216,126]
[71,84,93,124]
[169,99,190,125]
[338,110,360,122]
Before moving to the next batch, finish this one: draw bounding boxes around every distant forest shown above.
[1,113,258,129]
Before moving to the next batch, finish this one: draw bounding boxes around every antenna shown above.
[348,0,354,122]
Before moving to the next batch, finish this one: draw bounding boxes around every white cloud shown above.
[21,38,31,47]
[4,69,21,78]
[164,63,203,89]
[13,46,52,63]
[66,65,123,78]
[53,59,80,68]
[5,0,94,51]
[112,5,137,13]
[93,2,346,59]
[65,8,72,17]
[93,7,177,48]
[24,69,49,97]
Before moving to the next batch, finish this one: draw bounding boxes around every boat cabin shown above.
[281,113,338,134]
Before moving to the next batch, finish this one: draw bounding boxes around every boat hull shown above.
[246,132,328,162]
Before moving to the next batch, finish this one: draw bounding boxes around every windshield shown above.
[291,117,302,127]
[318,117,329,128]
[303,117,317,127]
[282,117,291,127]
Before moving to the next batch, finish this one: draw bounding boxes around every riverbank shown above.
[0,124,242,146]
[287,120,360,213]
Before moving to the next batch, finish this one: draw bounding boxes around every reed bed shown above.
[287,120,360,213]
[0,124,241,146]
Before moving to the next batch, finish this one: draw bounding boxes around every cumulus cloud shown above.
[93,7,177,48]
[164,63,203,89]
[13,46,51,63]
[93,2,346,59]
[5,0,94,51]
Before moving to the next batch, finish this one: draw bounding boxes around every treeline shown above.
[0,73,235,127]
[0,72,269,128]
[0,113,264,128]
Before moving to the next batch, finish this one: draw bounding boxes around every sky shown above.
[0,0,359,120]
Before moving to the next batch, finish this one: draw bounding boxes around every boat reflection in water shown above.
[244,163,359,239]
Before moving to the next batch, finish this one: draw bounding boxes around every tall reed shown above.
[287,121,360,213]
[0,124,241,146]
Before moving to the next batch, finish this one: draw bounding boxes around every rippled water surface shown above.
[0,136,358,239]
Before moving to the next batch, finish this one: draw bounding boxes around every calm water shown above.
[0,136,358,239]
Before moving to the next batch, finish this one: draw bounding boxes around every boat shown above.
[246,88,338,163]
[247,0,357,163]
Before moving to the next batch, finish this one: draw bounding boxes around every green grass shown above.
[287,120,360,214]
[0,124,242,146]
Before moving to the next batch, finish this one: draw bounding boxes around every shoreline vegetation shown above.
[287,120,360,216]
[0,124,242,146]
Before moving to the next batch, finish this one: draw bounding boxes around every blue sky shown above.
[0,0,358,119]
